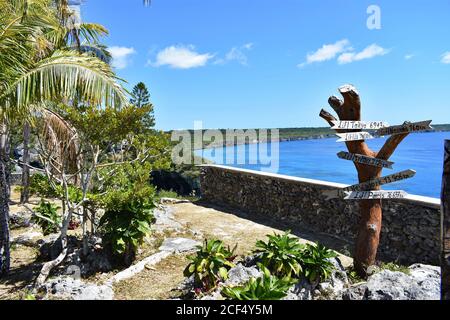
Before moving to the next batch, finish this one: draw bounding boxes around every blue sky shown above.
[82,0,450,130]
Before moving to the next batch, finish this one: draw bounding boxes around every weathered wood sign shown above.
[336,132,374,142]
[343,190,408,200]
[376,120,432,137]
[337,151,394,169]
[331,121,388,130]
[323,169,416,199]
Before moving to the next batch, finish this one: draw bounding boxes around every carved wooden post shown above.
[320,84,409,277]
[442,140,450,300]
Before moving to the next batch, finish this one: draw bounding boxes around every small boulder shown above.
[342,263,440,300]
[224,264,262,286]
[159,238,200,253]
[44,276,114,300]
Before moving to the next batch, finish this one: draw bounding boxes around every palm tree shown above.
[0,0,128,275]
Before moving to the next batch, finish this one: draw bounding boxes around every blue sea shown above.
[196,131,450,199]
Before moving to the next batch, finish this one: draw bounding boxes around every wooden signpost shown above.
[376,120,432,137]
[331,120,388,130]
[336,132,374,142]
[323,169,415,200]
[337,151,394,169]
[344,190,407,200]
[319,84,433,277]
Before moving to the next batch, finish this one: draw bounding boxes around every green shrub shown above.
[184,239,236,291]
[300,243,337,283]
[221,264,296,300]
[379,262,410,275]
[253,231,304,277]
[29,173,83,203]
[31,200,61,235]
[29,173,58,198]
[99,185,156,265]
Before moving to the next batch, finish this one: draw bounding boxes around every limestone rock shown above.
[9,211,33,229]
[159,238,200,253]
[343,263,440,300]
[224,264,262,286]
[44,276,114,300]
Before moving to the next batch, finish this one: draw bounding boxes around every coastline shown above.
[195,128,449,151]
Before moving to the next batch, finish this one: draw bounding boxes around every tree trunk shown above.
[20,122,31,204]
[441,139,450,300]
[82,206,88,256]
[320,85,409,277]
[354,199,382,273]
[0,123,11,276]
[35,209,72,287]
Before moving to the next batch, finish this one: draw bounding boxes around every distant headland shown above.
[169,124,450,150]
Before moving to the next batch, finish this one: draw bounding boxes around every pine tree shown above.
[130,82,155,130]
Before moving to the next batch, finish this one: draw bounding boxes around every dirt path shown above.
[112,201,352,299]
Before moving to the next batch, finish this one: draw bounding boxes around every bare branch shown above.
[376,133,409,160]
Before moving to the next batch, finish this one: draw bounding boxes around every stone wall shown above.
[199,165,441,265]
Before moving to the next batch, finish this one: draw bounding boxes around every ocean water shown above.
[196,131,450,199]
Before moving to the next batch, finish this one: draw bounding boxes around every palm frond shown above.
[2,50,128,114]
[41,107,80,175]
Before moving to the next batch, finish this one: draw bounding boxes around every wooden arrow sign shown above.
[336,132,374,142]
[331,121,389,130]
[344,190,408,200]
[323,169,416,199]
[376,120,432,136]
[337,151,394,169]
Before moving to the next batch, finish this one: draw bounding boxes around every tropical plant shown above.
[300,243,337,283]
[184,239,236,291]
[99,183,156,265]
[31,200,61,236]
[253,231,304,277]
[0,0,127,276]
[221,264,297,300]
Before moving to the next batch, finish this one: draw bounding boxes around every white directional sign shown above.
[336,132,374,142]
[322,169,416,199]
[344,190,408,200]
[376,120,432,137]
[331,121,389,130]
[337,151,394,169]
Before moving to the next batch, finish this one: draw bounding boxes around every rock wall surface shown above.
[199,165,440,265]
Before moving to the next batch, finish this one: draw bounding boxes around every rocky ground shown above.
[0,192,441,300]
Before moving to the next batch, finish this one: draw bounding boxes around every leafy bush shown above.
[221,264,296,300]
[29,173,58,198]
[31,200,61,235]
[300,243,337,283]
[253,231,304,277]
[184,239,236,291]
[29,173,83,203]
[99,185,156,265]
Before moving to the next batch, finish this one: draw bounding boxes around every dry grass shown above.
[113,253,189,300]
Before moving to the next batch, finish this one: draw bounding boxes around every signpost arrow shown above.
[322,169,416,200]
[337,151,394,169]
[343,190,408,200]
[376,120,432,137]
[331,121,389,130]
[336,132,375,142]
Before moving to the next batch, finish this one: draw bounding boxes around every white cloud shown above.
[108,46,136,70]
[441,52,450,64]
[337,44,389,64]
[150,45,214,69]
[214,43,254,66]
[243,42,254,50]
[404,54,415,60]
[299,39,351,67]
